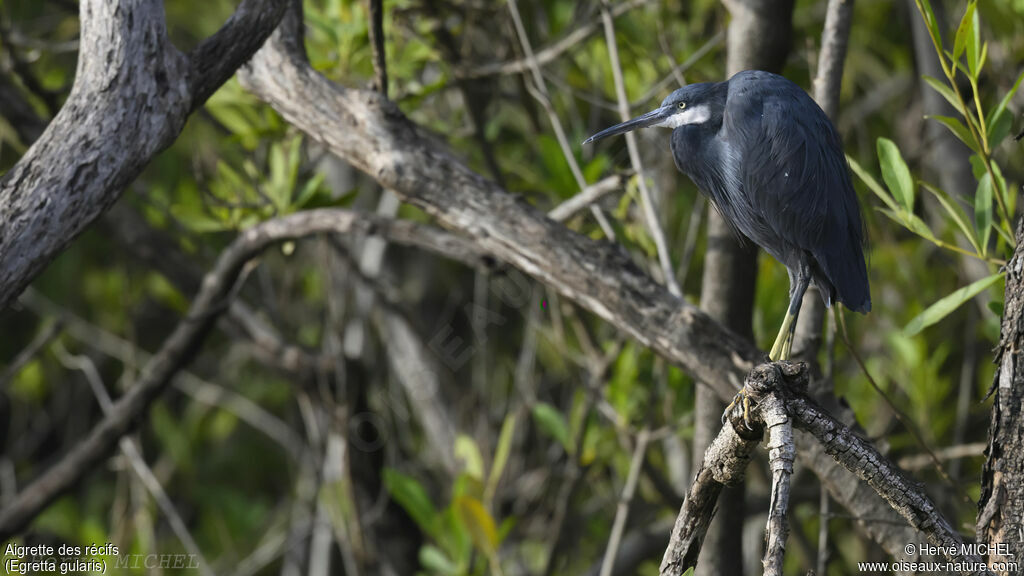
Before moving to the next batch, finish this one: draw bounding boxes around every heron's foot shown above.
[721,386,754,430]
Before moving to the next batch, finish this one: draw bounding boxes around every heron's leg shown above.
[769,269,811,361]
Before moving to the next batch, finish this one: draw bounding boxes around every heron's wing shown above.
[728,83,871,311]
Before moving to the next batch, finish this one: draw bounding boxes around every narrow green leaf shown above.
[974,172,993,253]
[922,76,961,110]
[532,402,571,453]
[952,1,976,61]
[905,213,937,241]
[925,115,979,153]
[383,469,438,533]
[922,183,981,254]
[915,0,942,47]
[292,173,325,210]
[966,8,981,77]
[848,155,899,212]
[485,413,517,504]
[989,300,1004,317]
[987,70,1024,143]
[905,272,1004,336]
[877,138,915,213]
[455,496,499,554]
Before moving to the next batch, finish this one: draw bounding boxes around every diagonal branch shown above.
[0,210,491,539]
[663,363,993,576]
[0,0,288,311]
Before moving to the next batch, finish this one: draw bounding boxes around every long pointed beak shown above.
[582,105,674,145]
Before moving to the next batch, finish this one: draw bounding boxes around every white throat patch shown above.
[656,104,711,129]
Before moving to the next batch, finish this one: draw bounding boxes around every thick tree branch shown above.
[663,363,992,575]
[0,0,287,311]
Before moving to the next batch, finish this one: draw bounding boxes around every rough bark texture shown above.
[760,393,795,576]
[694,3,794,573]
[978,221,1024,572]
[0,0,287,311]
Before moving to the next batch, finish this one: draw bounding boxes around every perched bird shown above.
[584,70,870,364]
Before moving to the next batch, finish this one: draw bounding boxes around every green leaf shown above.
[953,1,976,61]
[905,272,1004,336]
[485,413,517,504]
[877,138,915,213]
[989,300,1004,317]
[532,402,571,453]
[455,435,484,481]
[383,469,437,533]
[987,70,1024,145]
[966,8,982,77]
[922,76,961,111]
[922,183,981,254]
[847,155,899,212]
[974,172,994,254]
[455,496,499,554]
[292,173,325,210]
[925,115,979,153]
[916,0,942,47]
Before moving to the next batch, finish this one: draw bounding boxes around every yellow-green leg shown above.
[770,268,811,362]
[769,310,797,361]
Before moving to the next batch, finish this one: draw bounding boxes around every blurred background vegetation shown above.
[0,0,1022,574]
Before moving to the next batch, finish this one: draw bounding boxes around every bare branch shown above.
[598,1,681,296]
[0,209,477,538]
[458,0,650,79]
[600,428,651,576]
[505,0,618,240]
[0,0,287,311]
[757,387,796,576]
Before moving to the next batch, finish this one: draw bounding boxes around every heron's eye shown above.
[678,102,687,110]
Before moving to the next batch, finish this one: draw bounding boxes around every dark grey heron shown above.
[584,70,870,366]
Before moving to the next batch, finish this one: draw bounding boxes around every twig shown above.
[366,0,387,97]
[0,318,63,389]
[506,0,617,241]
[600,428,651,576]
[755,386,795,576]
[51,342,214,576]
[547,173,628,222]
[598,1,681,297]
[0,209,473,538]
[459,0,650,79]
[816,489,831,575]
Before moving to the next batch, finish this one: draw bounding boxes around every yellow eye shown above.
[678,102,687,109]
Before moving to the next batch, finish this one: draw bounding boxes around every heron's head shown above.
[583,83,717,145]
